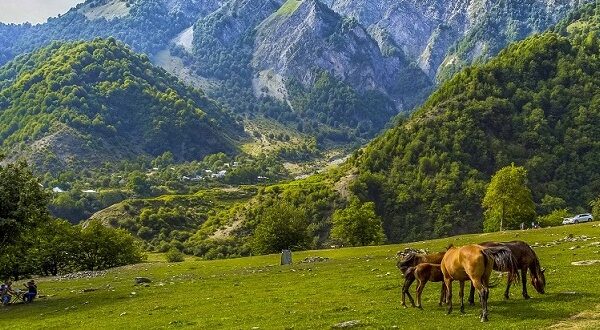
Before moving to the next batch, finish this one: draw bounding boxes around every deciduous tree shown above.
[482,164,536,232]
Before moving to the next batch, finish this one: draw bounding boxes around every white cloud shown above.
[0,0,84,24]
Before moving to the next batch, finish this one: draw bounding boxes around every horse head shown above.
[531,266,546,294]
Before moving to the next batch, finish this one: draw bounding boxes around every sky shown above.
[0,0,84,24]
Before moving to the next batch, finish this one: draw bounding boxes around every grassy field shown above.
[2,223,600,329]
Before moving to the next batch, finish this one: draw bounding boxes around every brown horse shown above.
[414,263,445,308]
[397,251,445,307]
[442,244,519,322]
[468,241,546,304]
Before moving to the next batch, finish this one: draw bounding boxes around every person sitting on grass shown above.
[23,280,37,303]
[1,281,15,305]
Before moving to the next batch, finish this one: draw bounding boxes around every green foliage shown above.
[537,209,570,228]
[353,31,600,242]
[287,71,396,140]
[0,160,50,253]
[0,161,144,279]
[251,203,311,255]
[28,219,78,276]
[331,198,385,247]
[127,171,151,196]
[165,247,185,263]
[590,196,600,221]
[483,164,536,232]
[0,39,240,173]
[77,220,145,271]
[94,187,257,255]
[540,194,567,215]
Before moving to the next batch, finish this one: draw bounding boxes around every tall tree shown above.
[331,198,385,246]
[0,160,50,252]
[482,164,536,232]
[251,203,310,255]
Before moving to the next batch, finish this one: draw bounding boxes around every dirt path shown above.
[548,304,600,329]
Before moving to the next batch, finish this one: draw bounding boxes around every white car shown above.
[562,213,594,225]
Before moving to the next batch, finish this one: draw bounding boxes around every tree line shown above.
[0,160,144,280]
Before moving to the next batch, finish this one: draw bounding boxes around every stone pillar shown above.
[281,249,292,265]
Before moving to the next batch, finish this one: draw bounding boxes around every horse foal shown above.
[414,263,445,309]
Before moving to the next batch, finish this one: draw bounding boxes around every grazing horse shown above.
[397,251,446,307]
[441,244,519,322]
[468,241,546,304]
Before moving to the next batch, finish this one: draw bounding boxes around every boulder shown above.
[135,277,152,285]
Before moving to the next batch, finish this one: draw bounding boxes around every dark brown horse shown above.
[468,241,546,304]
[442,244,519,322]
[397,251,445,307]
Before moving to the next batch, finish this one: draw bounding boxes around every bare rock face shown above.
[254,1,395,93]
[323,0,591,81]
[252,0,428,110]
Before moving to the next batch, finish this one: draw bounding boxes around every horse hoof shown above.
[524,295,531,300]
[504,296,510,300]
[460,308,465,314]
[417,306,423,310]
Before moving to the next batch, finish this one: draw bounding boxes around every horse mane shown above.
[525,244,543,277]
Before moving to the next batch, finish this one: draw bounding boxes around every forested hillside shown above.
[352,31,600,242]
[196,9,600,252]
[0,38,242,173]
[1,0,585,149]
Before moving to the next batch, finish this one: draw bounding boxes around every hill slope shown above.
[195,8,600,250]
[351,31,600,241]
[2,223,599,329]
[0,38,242,173]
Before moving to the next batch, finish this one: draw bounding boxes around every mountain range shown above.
[0,0,591,145]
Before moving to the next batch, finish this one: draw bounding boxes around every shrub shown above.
[165,247,185,262]
[537,209,570,228]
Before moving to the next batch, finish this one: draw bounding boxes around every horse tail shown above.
[525,243,542,276]
[481,246,520,283]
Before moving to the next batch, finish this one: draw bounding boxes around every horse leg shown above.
[402,277,416,307]
[468,282,475,305]
[439,282,446,306]
[459,281,465,314]
[472,279,489,322]
[445,278,453,315]
[416,279,427,309]
[521,267,530,299]
[504,272,511,300]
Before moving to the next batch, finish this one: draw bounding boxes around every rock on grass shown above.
[332,320,362,328]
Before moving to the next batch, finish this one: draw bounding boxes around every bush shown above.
[331,199,385,246]
[75,220,146,271]
[165,247,185,262]
[590,196,600,221]
[537,209,570,228]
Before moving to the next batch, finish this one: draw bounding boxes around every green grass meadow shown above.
[1,223,599,329]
